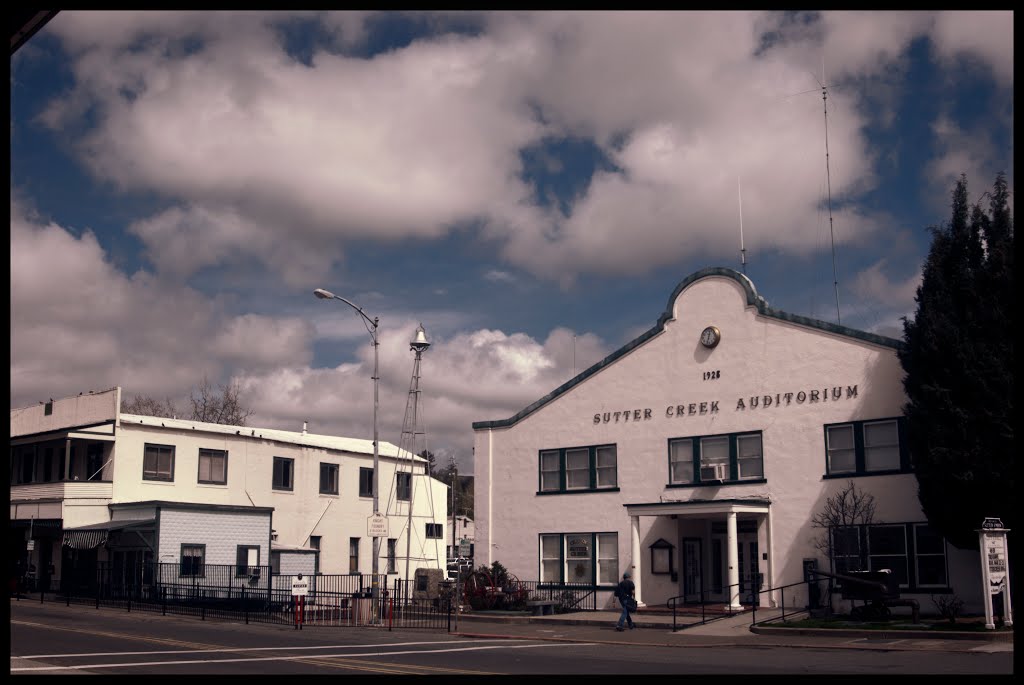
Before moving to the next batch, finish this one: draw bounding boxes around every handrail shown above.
[666,580,753,632]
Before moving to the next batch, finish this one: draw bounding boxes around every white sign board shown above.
[367,513,389,538]
[26,540,35,551]
[458,538,471,557]
[291,576,309,597]
[984,533,1007,595]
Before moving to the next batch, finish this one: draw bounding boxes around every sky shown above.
[9,11,1014,474]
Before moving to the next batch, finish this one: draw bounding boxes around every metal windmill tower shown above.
[395,323,433,582]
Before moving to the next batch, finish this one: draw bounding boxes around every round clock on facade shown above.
[700,325,721,348]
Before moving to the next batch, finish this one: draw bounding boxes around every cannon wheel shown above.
[501,573,530,608]
[463,570,498,610]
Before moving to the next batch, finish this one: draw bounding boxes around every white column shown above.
[726,511,741,610]
[630,515,645,607]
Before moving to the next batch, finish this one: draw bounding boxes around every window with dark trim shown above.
[426,523,443,539]
[273,456,294,491]
[180,544,205,577]
[824,417,908,476]
[198,448,228,485]
[143,443,175,482]
[827,522,947,590]
[537,444,618,493]
[349,537,360,574]
[387,538,397,574]
[319,462,339,495]
[539,532,618,585]
[44,401,53,415]
[668,432,764,486]
[359,467,374,498]
[310,536,321,575]
[236,545,260,577]
[396,472,411,501]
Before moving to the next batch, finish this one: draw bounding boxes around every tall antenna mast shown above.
[738,177,747,274]
[820,61,841,324]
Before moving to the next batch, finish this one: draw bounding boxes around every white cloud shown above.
[931,11,1014,85]
[11,197,612,470]
[10,199,316,406]
[33,10,1012,288]
[237,320,612,470]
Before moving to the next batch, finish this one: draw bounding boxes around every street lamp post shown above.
[313,288,381,616]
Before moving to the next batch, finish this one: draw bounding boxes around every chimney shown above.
[302,421,307,435]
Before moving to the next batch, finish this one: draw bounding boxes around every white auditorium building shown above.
[472,267,984,615]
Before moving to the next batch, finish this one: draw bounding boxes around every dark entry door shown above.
[682,538,702,602]
[737,536,760,605]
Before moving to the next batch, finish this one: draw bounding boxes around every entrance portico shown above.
[625,499,772,610]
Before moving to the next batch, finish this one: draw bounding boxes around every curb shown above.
[751,625,1015,642]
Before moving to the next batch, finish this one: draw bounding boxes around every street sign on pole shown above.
[26,540,35,552]
[291,574,309,597]
[368,512,389,538]
[458,538,471,557]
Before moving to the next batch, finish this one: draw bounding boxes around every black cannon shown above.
[838,570,917,621]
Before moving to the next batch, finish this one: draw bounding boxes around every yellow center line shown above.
[13,619,499,674]
[11,620,230,651]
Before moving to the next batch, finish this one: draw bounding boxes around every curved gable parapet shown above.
[471,266,904,431]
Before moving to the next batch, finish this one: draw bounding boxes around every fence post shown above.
[243,582,248,625]
[163,584,167,615]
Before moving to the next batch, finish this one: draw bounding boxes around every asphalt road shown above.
[10,601,1013,675]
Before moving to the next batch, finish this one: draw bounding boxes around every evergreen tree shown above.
[899,173,1014,551]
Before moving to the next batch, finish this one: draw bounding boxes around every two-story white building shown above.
[472,267,984,615]
[10,387,449,590]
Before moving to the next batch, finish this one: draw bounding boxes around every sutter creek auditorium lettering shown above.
[592,385,859,424]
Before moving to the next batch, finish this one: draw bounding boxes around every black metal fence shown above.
[39,562,452,630]
[19,563,600,629]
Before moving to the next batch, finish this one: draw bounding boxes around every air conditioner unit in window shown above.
[700,463,728,483]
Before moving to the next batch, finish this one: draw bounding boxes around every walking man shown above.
[614,571,636,631]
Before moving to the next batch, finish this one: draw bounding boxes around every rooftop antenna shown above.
[738,177,747,274]
[817,58,841,325]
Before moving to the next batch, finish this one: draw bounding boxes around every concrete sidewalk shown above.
[449,609,1014,654]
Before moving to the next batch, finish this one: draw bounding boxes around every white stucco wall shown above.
[474,271,983,614]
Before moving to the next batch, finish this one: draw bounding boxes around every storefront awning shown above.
[62,519,156,550]
[63,530,108,549]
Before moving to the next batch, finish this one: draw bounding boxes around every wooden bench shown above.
[525,600,557,616]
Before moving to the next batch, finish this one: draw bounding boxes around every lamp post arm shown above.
[330,295,378,334]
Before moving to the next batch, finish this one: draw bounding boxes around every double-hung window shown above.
[319,462,339,495]
[396,472,411,501]
[868,524,909,586]
[824,418,907,476]
[913,524,948,587]
[349,538,359,574]
[829,522,947,590]
[273,457,294,491]
[236,545,260,577]
[426,523,443,539]
[537,444,618,493]
[699,436,730,482]
[180,544,205,577]
[540,451,560,491]
[359,467,374,498]
[387,539,397,574]
[538,532,618,585]
[669,432,764,485]
[143,444,175,482]
[198,448,228,485]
